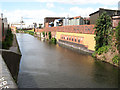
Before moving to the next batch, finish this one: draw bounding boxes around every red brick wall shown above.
[0,18,2,41]
[112,16,120,28]
[35,25,95,34]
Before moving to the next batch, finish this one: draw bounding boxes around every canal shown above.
[16,33,119,88]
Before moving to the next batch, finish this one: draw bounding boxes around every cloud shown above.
[0,0,119,5]
[69,7,98,17]
[2,9,56,24]
[46,3,54,8]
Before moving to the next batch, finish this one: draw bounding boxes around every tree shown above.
[94,12,112,51]
[115,21,120,53]
[39,24,43,29]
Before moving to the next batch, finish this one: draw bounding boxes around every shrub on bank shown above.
[92,45,110,57]
[48,32,51,39]
[16,30,19,33]
[51,37,56,44]
[24,30,34,36]
[2,29,13,49]
[112,55,120,64]
[42,32,45,37]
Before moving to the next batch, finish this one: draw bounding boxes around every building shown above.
[0,17,9,41]
[44,17,65,27]
[0,18,2,41]
[119,1,120,10]
[63,16,90,26]
[112,15,120,28]
[89,8,120,24]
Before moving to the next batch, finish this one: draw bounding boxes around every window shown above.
[72,38,73,41]
[69,37,71,40]
[78,39,80,43]
[67,37,68,40]
[75,39,76,42]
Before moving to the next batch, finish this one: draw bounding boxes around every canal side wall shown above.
[0,54,17,89]
[1,49,21,82]
[35,25,95,51]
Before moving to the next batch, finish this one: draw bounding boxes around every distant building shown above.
[63,16,90,26]
[119,1,120,10]
[89,8,120,24]
[44,17,65,27]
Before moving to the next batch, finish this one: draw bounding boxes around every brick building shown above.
[89,8,120,24]
[0,17,9,41]
[112,16,120,28]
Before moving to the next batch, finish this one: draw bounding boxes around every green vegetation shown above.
[96,46,110,55]
[115,22,120,53]
[27,29,34,32]
[112,55,120,64]
[42,32,45,37]
[51,37,57,44]
[93,12,112,57]
[48,32,51,39]
[24,30,34,36]
[46,32,47,36]
[16,30,19,33]
[94,12,112,51]
[2,29,13,49]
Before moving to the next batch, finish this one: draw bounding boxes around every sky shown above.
[0,0,119,25]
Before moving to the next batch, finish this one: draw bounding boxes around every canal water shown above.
[16,33,119,88]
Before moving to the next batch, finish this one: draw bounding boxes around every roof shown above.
[44,17,65,19]
[89,8,120,16]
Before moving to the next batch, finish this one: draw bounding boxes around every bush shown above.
[96,46,110,55]
[24,30,34,36]
[48,32,51,39]
[92,51,97,57]
[2,29,13,49]
[16,30,19,33]
[51,37,56,44]
[112,55,120,64]
[42,32,45,37]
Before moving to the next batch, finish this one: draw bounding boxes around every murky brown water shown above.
[17,33,119,88]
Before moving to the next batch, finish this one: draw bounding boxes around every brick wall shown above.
[0,18,2,41]
[112,16,120,28]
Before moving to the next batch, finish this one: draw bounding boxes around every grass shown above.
[27,29,34,32]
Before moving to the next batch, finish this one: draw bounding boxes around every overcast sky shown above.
[0,0,119,25]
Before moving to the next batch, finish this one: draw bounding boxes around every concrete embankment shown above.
[0,34,22,89]
[0,54,17,89]
[57,40,94,55]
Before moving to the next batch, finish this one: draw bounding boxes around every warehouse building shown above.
[89,8,120,24]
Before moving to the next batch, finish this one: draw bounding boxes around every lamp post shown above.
[20,17,24,30]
